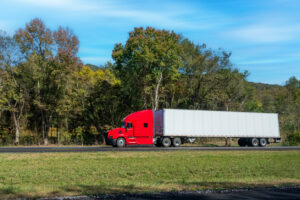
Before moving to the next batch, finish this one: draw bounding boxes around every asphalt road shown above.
[0,146,299,153]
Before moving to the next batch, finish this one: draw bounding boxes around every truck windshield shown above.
[121,121,126,128]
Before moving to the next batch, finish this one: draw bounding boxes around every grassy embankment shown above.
[0,151,299,198]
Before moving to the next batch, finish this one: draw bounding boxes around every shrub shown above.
[286,132,300,146]
[20,136,35,145]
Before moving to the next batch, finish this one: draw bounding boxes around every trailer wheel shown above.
[116,138,126,148]
[250,138,259,147]
[162,137,171,147]
[238,138,246,147]
[172,137,181,147]
[259,138,267,147]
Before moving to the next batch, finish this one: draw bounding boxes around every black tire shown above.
[259,138,267,147]
[155,139,162,147]
[172,137,182,147]
[116,138,126,148]
[162,137,171,147]
[250,138,259,147]
[238,138,246,147]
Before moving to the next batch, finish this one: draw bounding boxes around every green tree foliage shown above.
[0,69,26,144]
[14,19,80,144]
[0,32,27,144]
[112,27,182,110]
[76,66,121,135]
[253,77,300,142]
[282,77,300,141]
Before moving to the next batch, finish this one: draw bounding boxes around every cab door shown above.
[125,122,136,145]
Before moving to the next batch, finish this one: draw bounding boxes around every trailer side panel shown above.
[162,109,280,138]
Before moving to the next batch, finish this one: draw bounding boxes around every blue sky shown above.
[0,0,299,84]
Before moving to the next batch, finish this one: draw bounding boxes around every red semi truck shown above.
[107,109,281,147]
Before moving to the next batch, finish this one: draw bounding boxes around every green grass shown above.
[0,151,299,199]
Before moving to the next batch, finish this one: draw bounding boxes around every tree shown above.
[0,31,26,144]
[178,39,235,110]
[0,70,26,144]
[52,26,81,139]
[76,65,121,141]
[215,69,250,111]
[285,77,300,133]
[112,27,182,110]
[15,19,80,145]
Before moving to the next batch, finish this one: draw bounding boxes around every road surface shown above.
[0,146,299,153]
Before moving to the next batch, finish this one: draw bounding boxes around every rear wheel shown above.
[172,137,182,147]
[162,137,171,147]
[259,138,267,147]
[250,138,259,147]
[116,138,126,148]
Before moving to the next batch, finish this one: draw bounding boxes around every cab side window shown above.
[127,123,133,128]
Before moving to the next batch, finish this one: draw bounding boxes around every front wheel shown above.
[117,138,126,148]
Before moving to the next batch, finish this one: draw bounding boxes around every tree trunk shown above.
[43,133,48,145]
[57,125,60,145]
[45,125,50,145]
[41,110,48,145]
[65,117,69,134]
[15,127,20,145]
[224,104,231,146]
[225,137,231,147]
[12,112,20,145]
[154,72,163,110]
[225,104,229,112]
[143,90,147,109]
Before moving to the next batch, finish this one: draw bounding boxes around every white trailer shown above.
[154,109,280,147]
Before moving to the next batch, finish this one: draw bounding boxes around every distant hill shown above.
[85,64,100,71]
[250,82,284,90]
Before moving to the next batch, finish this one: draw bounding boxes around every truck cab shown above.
[107,110,154,147]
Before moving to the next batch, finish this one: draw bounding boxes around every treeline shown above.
[0,19,299,145]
